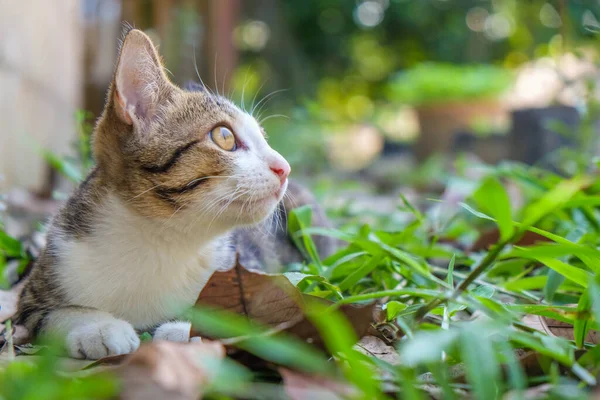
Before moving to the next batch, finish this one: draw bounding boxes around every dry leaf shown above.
[195,259,304,327]
[280,368,357,400]
[471,229,550,252]
[522,313,599,344]
[0,281,29,346]
[355,335,401,365]
[504,383,553,400]
[0,281,24,322]
[191,257,375,349]
[117,340,225,400]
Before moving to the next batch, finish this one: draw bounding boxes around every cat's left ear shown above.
[113,29,173,129]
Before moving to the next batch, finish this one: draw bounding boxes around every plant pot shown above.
[452,132,509,164]
[414,100,506,161]
[508,106,580,165]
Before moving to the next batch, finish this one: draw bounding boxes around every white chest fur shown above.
[54,195,233,329]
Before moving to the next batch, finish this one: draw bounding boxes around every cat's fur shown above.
[13,28,335,359]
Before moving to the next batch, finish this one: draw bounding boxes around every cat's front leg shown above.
[29,306,140,359]
[153,320,196,342]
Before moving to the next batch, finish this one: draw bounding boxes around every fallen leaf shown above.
[280,368,357,400]
[191,257,375,349]
[355,335,401,365]
[0,281,24,322]
[117,340,225,400]
[195,258,304,327]
[83,353,130,370]
[504,383,553,400]
[522,313,599,344]
[0,281,29,346]
[471,229,550,252]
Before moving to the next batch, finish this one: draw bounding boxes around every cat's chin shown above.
[232,197,280,225]
[208,195,279,228]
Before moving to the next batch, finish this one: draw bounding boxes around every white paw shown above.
[153,321,191,342]
[66,319,140,359]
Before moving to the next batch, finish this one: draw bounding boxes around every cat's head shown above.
[93,29,290,232]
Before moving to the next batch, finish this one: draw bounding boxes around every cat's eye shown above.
[210,126,237,151]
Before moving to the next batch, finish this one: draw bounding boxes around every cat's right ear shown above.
[112,29,172,130]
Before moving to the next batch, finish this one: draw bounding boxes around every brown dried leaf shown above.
[280,368,357,400]
[0,282,29,346]
[504,383,553,400]
[191,258,375,349]
[522,313,599,344]
[355,335,401,365]
[0,281,24,322]
[195,260,304,327]
[116,340,225,400]
[471,229,550,252]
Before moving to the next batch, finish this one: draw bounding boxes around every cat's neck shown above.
[96,192,230,254]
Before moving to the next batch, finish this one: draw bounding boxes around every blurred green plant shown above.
[42,110,95,185]
[386,63,513,106]
[547,80,600,176]
[0,345,118,400]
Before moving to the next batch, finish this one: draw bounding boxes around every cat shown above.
[13,28,335,359]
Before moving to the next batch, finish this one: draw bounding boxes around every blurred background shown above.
[2,0,600,234]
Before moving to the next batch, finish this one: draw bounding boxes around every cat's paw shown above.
[153,321,191,342]
[66,319,140,359]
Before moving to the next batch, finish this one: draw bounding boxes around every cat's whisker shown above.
[192,45,215,97]
[273,204,285,235]
[249,78,269,116]
[164,178,239,232]
[128,183,163,202]
[240,67,250,112]
[182,175,233,189]
[252,88,288,118]
[259,114,289,125]
[163,66,175,78]
[165,201,188,224]
[283,190,299,209]
[221,63,229,101]
[213,54,220,97]
[191,183,245,226]
[206,186,252,232]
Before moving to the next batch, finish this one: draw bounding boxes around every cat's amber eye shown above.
[210,126,237,151]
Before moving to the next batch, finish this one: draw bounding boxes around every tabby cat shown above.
[13,28,334,359]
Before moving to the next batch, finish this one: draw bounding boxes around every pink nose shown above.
[270,160,290,184]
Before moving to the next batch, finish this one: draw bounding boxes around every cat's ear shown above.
[112,29,172,128]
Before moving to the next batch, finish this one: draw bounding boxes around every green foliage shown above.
[41,110,95,184]
[0,347,118,400]
[7,152,600,399]
[281,156,600,398]
[473,177,513,242]
[386,63,513,106]
[0,225,29,290]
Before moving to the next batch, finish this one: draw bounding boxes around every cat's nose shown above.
[269,159,290,185]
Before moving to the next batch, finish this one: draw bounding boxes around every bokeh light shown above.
[234,20,270,51]
[539,3,561,29]
[354,1,384,28]
[466,7,488,32]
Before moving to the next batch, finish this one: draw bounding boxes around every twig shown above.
[429,265,540,303]
[5,319,14,360]
[415,238,513,320]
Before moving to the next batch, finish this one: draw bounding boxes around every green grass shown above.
[3,118,600,398]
